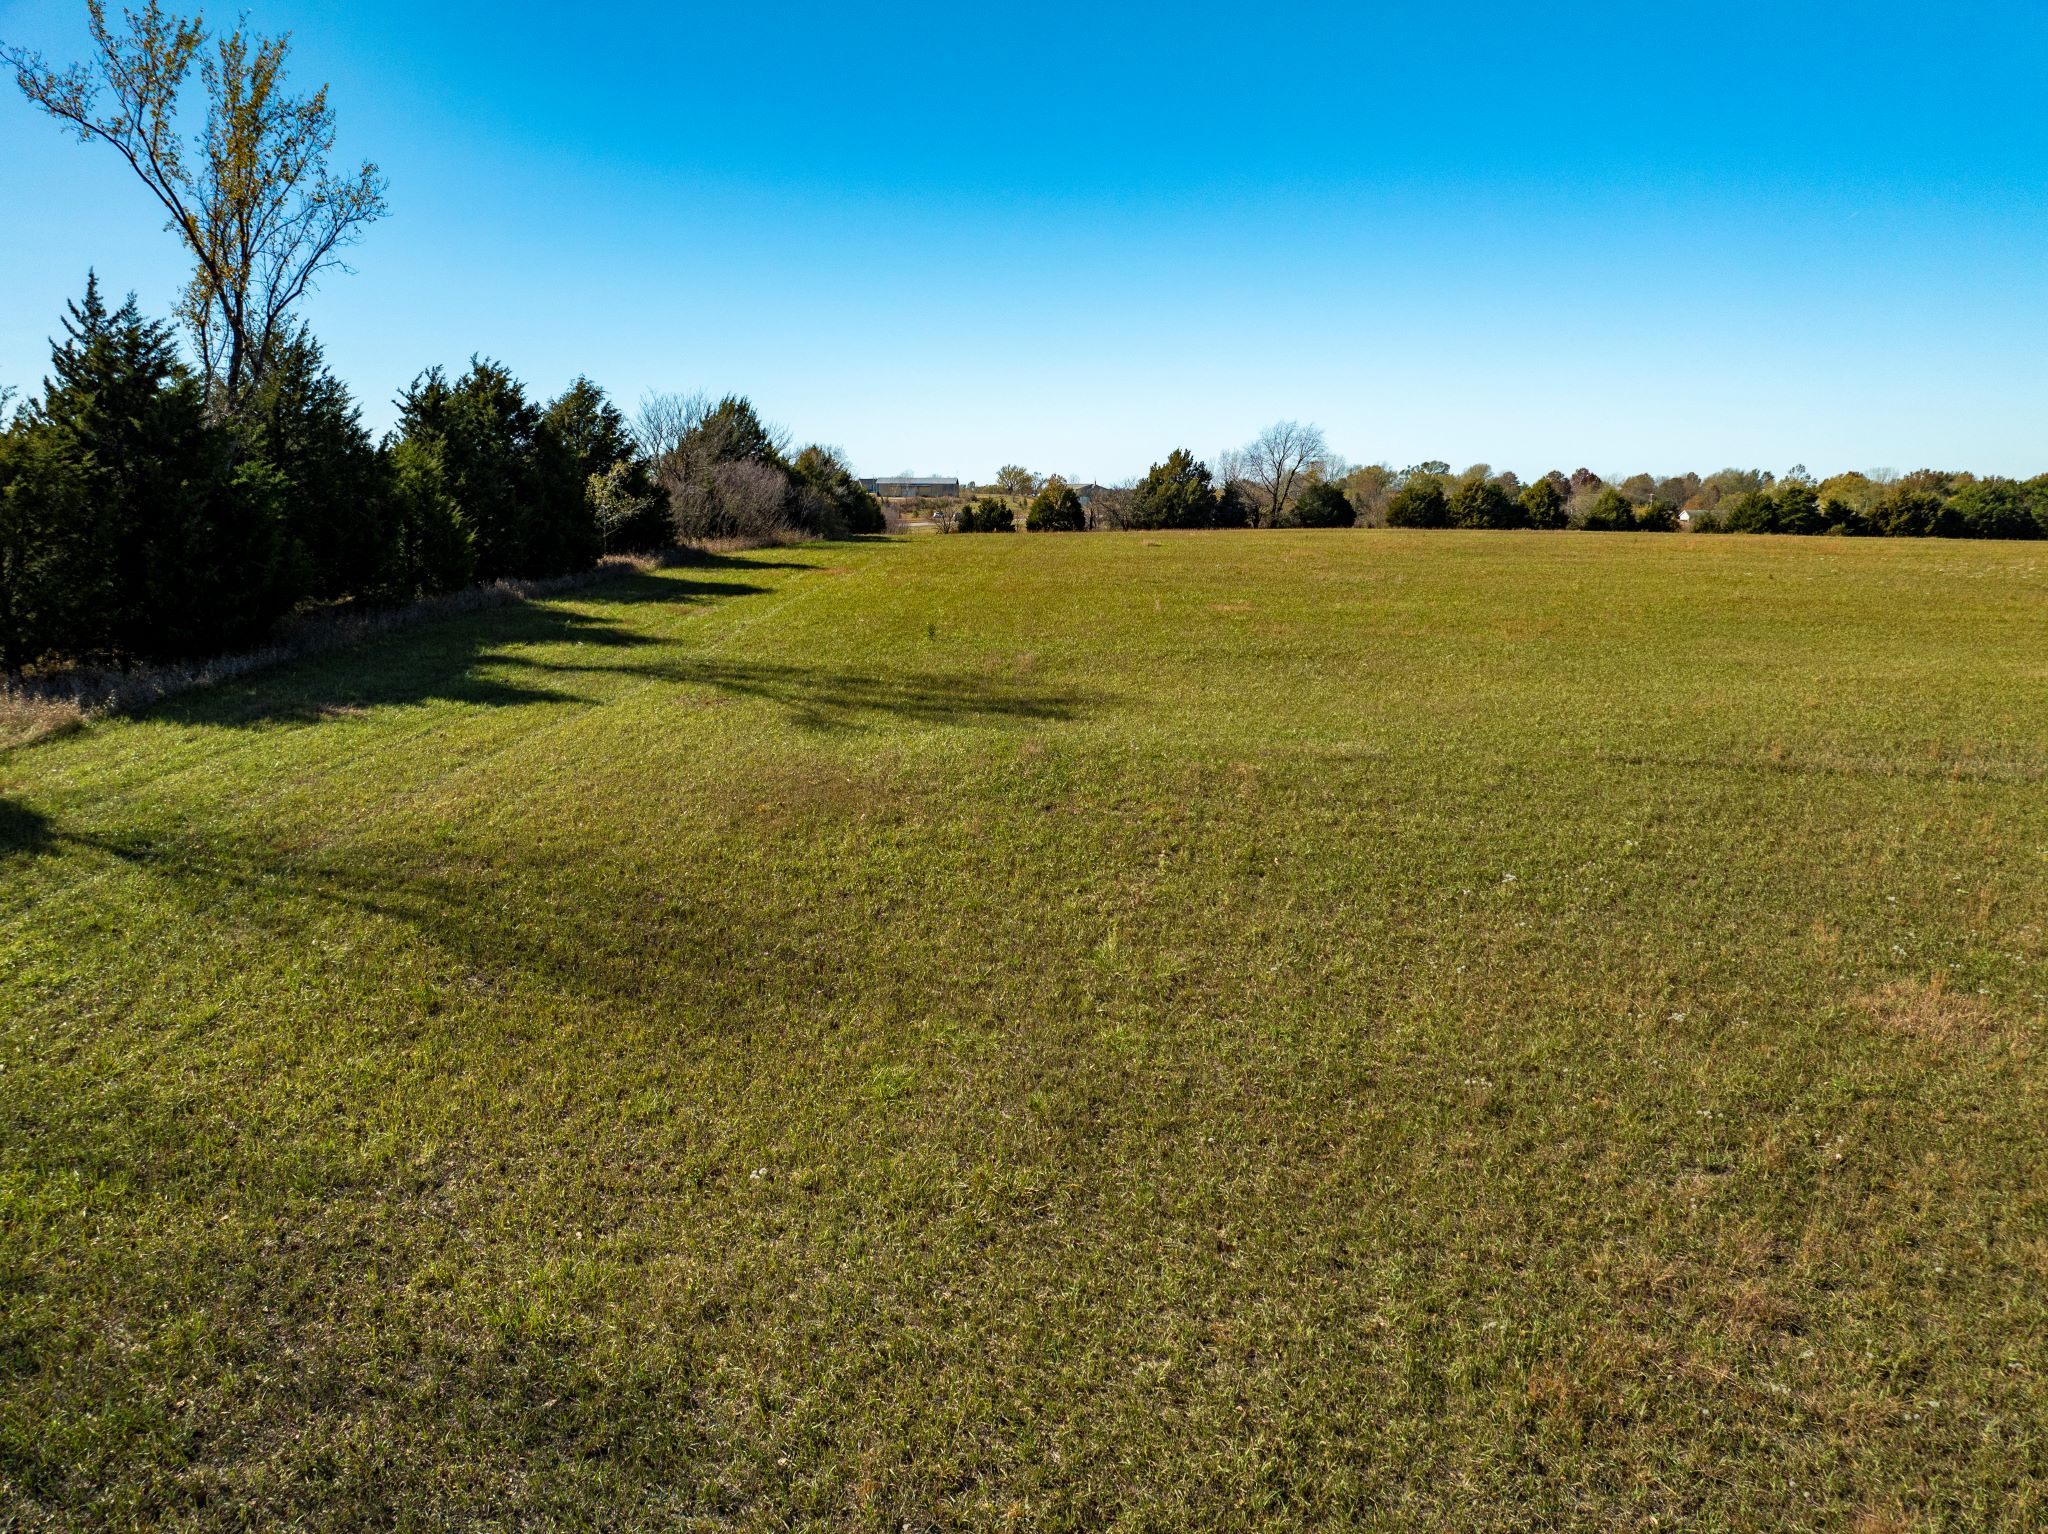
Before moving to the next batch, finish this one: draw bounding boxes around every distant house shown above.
[861,476,960,500]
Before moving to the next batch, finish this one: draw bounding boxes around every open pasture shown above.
[2,530,2045,1529]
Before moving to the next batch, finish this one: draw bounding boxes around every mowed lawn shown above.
[2,530,2045,1531]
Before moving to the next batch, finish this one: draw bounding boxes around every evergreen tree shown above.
[246,332,391,599]
[395,360,597,579]
[1213,480,1253,529]
[791,445,886,536]
[13,276,296,663]
[544,378,669,551]
[1448,477,1525,530]
[0,421,99,670]
[383,435,476,595]
[1025,479,1086,531]
[1290,480,1356,528]
[1580,486,1640,531]
[1518,476,1569,529]
[1127,449,1216,530]
[953,496,1015,532]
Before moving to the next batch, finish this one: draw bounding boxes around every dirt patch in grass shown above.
[1855,977,2023,1050]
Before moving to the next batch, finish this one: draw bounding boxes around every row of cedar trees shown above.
[958,456,2048,539]
[0,280,884,673]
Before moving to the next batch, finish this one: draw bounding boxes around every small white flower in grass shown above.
[749,1168,767,1182]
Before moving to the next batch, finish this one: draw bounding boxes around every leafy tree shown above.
[1697,468,1774,509]
[7,4,387,414]
[1385,474,1450,528]
[1655,472,1701,508]
[1025,479,1086,531]
[1127,449,1217,530]
[1340,463,1398,525]
[995,464,1042,496]
[1580,486,1640,532]
[1519,476,1568,529]
[1945,479,2045,540]
[1289,480,1354,528]
[1449,477,1525,530]
[1635,501,1680,532]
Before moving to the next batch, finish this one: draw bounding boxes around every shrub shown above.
[1026,480,1086,531]
[1290,480,1355,528]
[953,496,1015,532]
[644,394,808,543]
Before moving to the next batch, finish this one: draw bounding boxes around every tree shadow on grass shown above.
[148,572,768,730]
[45,818,801,1017]
[660,658,1097,732]
[499,653,1101,732]
[0,797,52,862]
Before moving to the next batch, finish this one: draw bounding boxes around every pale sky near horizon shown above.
[4,1,2047,483]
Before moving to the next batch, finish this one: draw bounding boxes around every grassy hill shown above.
[3,530,2045,1530]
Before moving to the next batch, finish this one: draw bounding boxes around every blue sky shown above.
[4,0,2047,481]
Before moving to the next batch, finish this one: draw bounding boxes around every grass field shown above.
[3,530,2045,1530]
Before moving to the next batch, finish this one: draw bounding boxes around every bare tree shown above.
[633,390,712,466]
[1239,421,1329,527]
[6,2,387,414]
[1087,479,1141,531]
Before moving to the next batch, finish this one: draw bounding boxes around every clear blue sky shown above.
[4,0,2047,482]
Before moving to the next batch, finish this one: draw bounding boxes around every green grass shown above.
[2,530,2045,1530]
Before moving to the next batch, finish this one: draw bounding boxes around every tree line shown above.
[957,433,2048,540]
[1,8,879,675]
[0,280,882,673]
